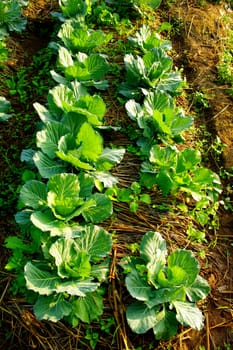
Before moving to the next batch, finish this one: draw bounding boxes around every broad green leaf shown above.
[56,133,96,170]
[47,84,75,116]
[59,24,108,53]
[185,275,210,302]
[24,262,60,295]
[31,210,73,236]
[20,148,35,166]
[75,224,112,261]
[125,268,154,301]
[57,148,95,170]
[153,308,178,340]
[156,170,176,196]
[36,122,69,158]
[176,148,201,173]
[78,172,94,198]
[124,54,146,87]
[58,46,73,68]
[56,279,100,296]
[156,71,183,96]
[70,94,106,126]
[143,49,172,79]
[149,145,177,169]
[0,96,12,120]
[65,53,108,82]
[76,122,103,162]
[125,99,143,121]
[20,180,47,209]
[62,112,87,135]
[143,91,174,115]
[72,292,103,323]
[128,25,171,52]
[147,286,186,307]
[93,171,119,188]
[47,173,81,219]
[0,96,10,112]
[34,294,72,322]
[4,236,35,253]
[50,70,67,85]
[126,301,157,334]
[82,193,113,223]
[166,250,199,286]
[96,148,125,171]
[33,102,53,123]
[173,301,205,330]
[15,210,32,227]
[91,258,110,282]
[33,151,67,178]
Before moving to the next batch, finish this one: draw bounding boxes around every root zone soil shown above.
[0,1,232,349]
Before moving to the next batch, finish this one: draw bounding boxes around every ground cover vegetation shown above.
[0,0,232,349]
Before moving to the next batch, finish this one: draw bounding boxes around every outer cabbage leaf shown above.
[185,275,210,302]
[71,291,103,323]
[82,193,113,223]
[34,294,72,322]
[125,268,154,301]
[126,301,157,334]
[73,224,112,262]
[33,151,67,178]
[64,53,108,82]
[24,262,60,295]
[20,180,47,210]
[96,148,125,171]
[173,301,205,330]
[153,308,178,340]
[36,122,69,158]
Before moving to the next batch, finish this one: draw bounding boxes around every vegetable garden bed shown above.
[0,1,232,349]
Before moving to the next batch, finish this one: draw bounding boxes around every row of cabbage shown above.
[116,25,215,338]
[120,25,222,235]
[5,0,213,342]
[6,0,126,327]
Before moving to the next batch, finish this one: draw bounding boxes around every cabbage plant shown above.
[121,231,210,340]
[24,224,112,325]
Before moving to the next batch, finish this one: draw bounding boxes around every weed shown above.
[192,90,209,111]
[85,329,99,349]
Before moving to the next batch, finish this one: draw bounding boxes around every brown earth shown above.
[0,1,232,349]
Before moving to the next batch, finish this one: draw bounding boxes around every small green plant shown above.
[121,231,210,340]
[106,181,151,212]
[217,27,233,95]
[192,91,209,111]
[85,328,99,349]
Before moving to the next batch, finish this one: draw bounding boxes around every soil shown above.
[0,1,232,349]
